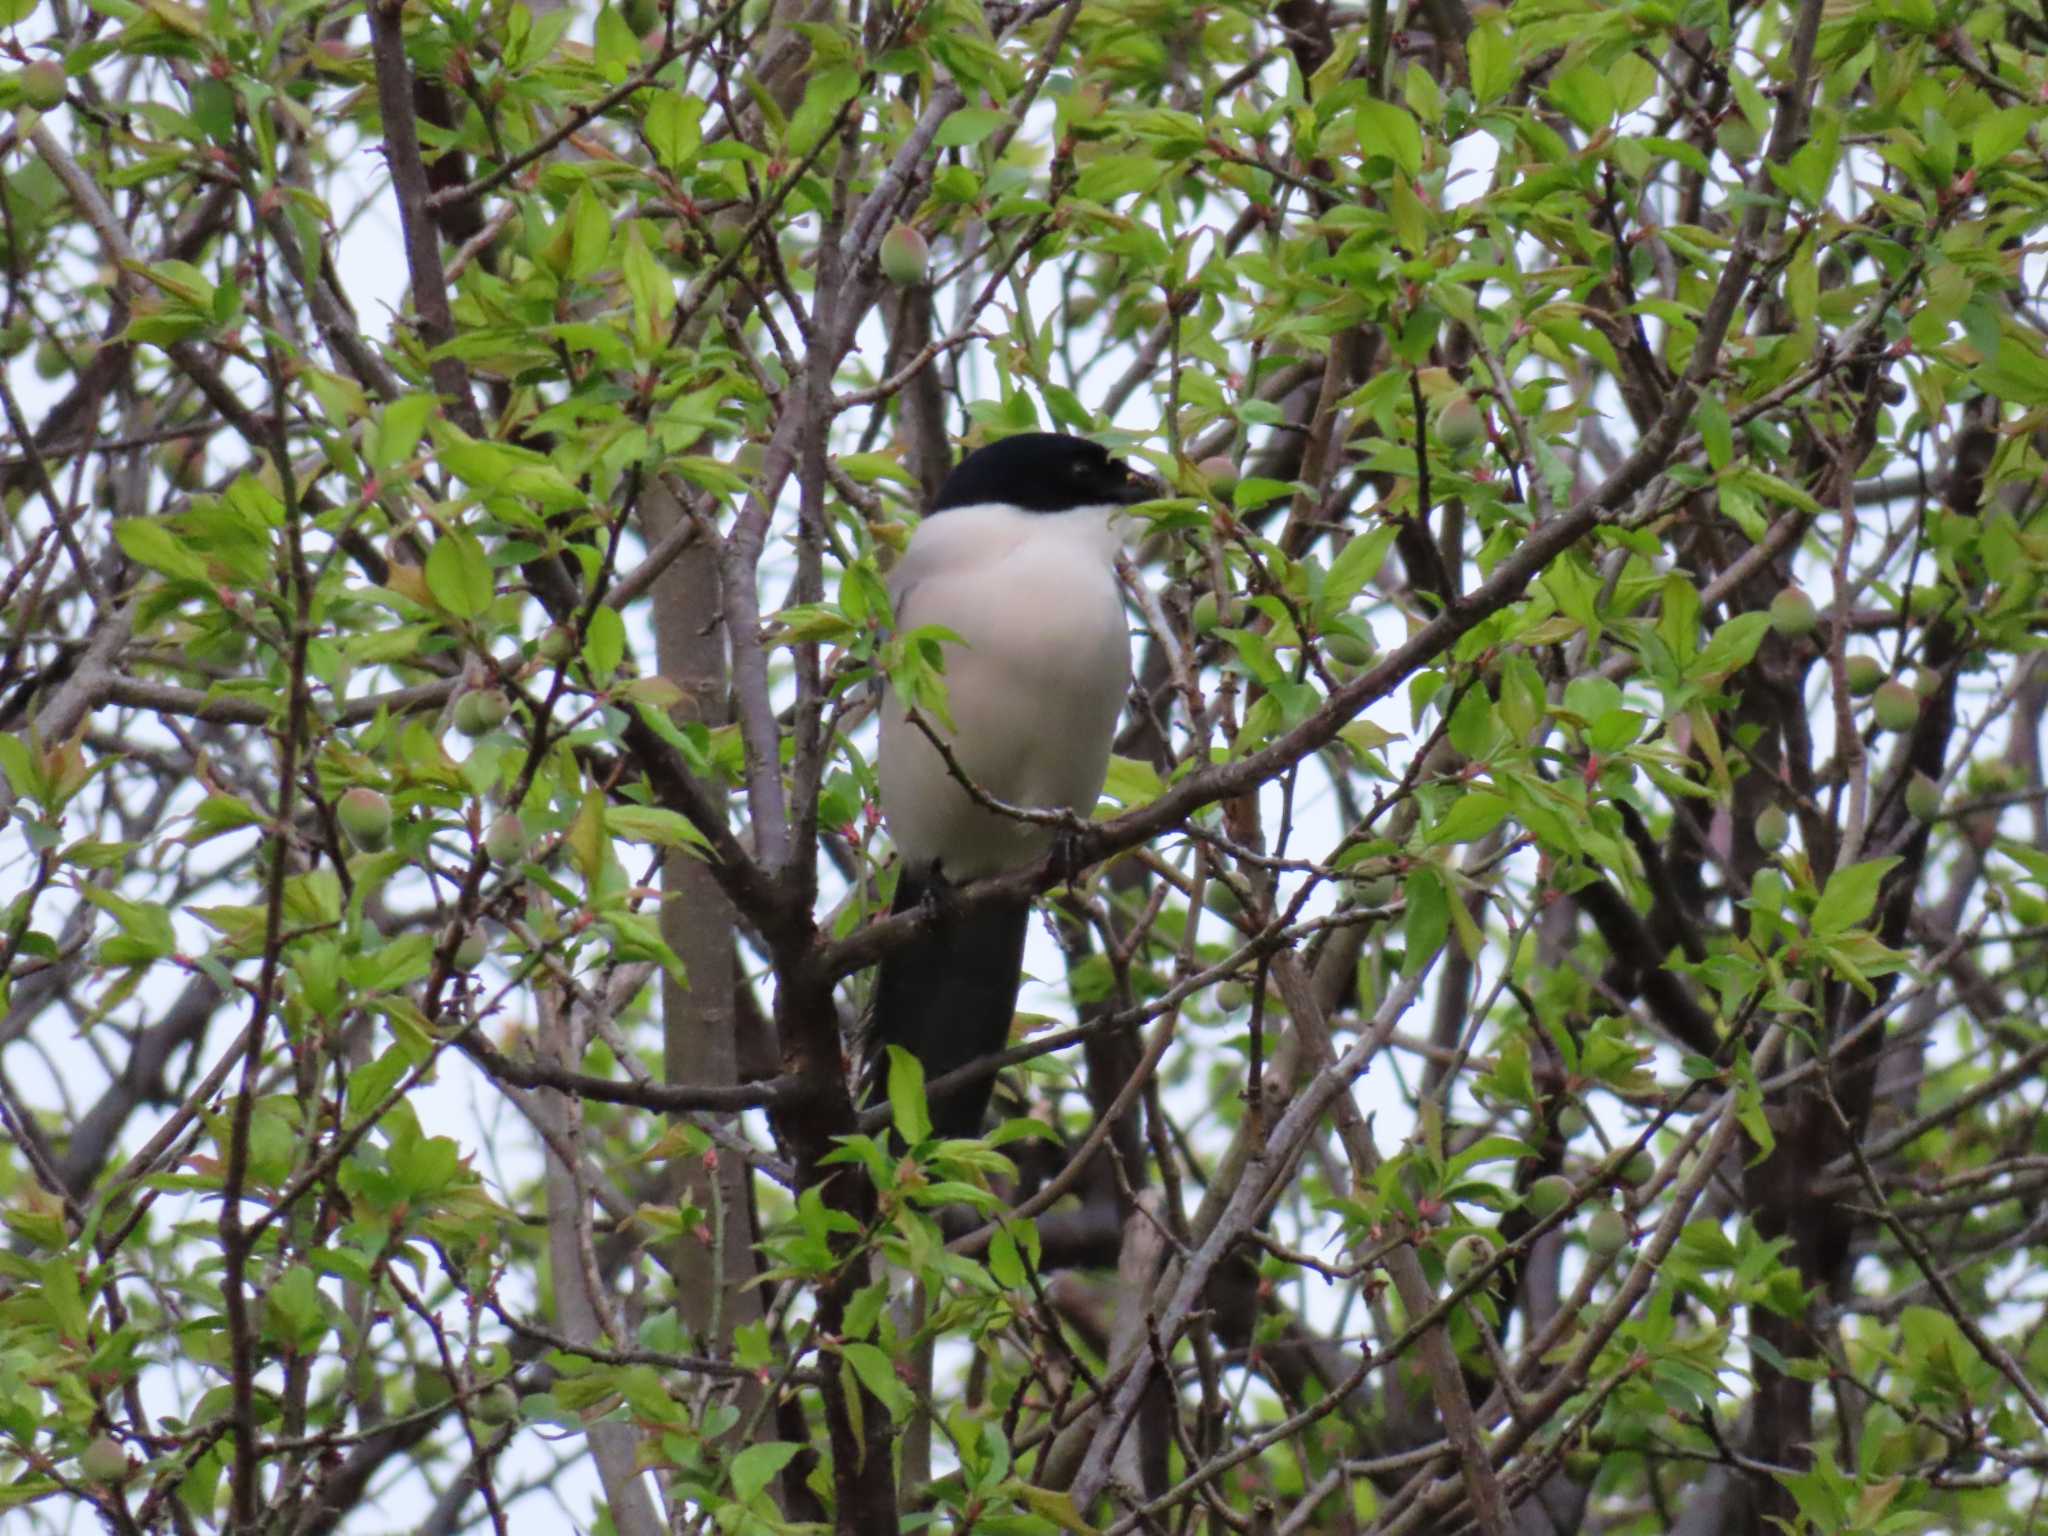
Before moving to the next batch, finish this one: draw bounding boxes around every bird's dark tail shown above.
[870,871,1032,1139]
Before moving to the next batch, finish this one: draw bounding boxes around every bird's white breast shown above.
[879,502,1131,881]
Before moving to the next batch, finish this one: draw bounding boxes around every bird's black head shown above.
[931,432,1158,516]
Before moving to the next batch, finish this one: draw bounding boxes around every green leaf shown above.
[1321,522,1400,614]
[1073,154,1163,202]
[1230,475,1296,512]
[644,93,703,172]
[424,532,493,619]
[585,605,626,680]
[433,430,585,509]
[35,1256,88,1339]
[1356,101,1421,177]
[1447,684,1499,759]
[935,106,1006,147]
[0,733,37,807]
[1996,837,2048,891]
[605,805,711,851]
[1018,1485,1096,1534]
[593,3,638,79]
[1545,65,1614,133]
[772,603,855,646]
[619,221,675,354]
[1973,337,2048,405]
[1403,865,1449,978]
[261,1265,331,1351]
[1696,395,1733,471]
[1688,612,1770,684]
[82,886,177,964]
[1809,856,1899,938]
[987,1224,1031,1288]
[1468,17,1513,102]
[727,1440,801,1506]
[1972,106,2034,169]
[368,394,435,475]
[1430,790,1510,845]
[1098,755,1163,809]
[114,517,210,582]
[566,185,611,281]
[886,1045,932,1146]
[840,1341,913,1420]
[1657,573,1702,667]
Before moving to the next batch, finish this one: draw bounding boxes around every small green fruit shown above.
[1563,1447,1602,1484]
[471,1383,519,1426]
[1586,1206,1629,1257]
[1196,455,1239,493]
[19,60,67,112]
[1755,803,1790,852]
[1351,874,1396,907]
[1912,666,1942,698]
[1204,880,1243,918]
[1905,771,1940,822]
[454,688,511,737]
[1191,591,1222,636]
[1555,1103,1588,1139]
[878,223,930,287]
[618,0,659,34]
[483,812,528,865]
[1445,1232,1492,1283]
[33,339,70,380]
[1768,587,1817,638]
[78,1435,127,1485]
[414,1368,454,1412]
[1525,1174,1573,1219]
[337,788,393,852]
[1907,584,1947,619]
[1873,680,1919,733]
[1435,392,1483,452]
[452,929,488,969]
[1324,628,1377,667]
[535,625,576,664]
[1844,654,1884,696]
[1216,981,1250,1011]
[1619,1149,1655,1187]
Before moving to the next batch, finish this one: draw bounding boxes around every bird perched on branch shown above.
[872,432,1158,1137]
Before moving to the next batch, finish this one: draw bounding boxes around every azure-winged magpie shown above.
[873,433,1158,1137]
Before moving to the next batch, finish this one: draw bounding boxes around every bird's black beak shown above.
[1111,461,1164,505]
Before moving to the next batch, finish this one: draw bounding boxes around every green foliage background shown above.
[2,0,2048,1529]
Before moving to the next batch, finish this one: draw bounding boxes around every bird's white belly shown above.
[880,517,1129,880]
